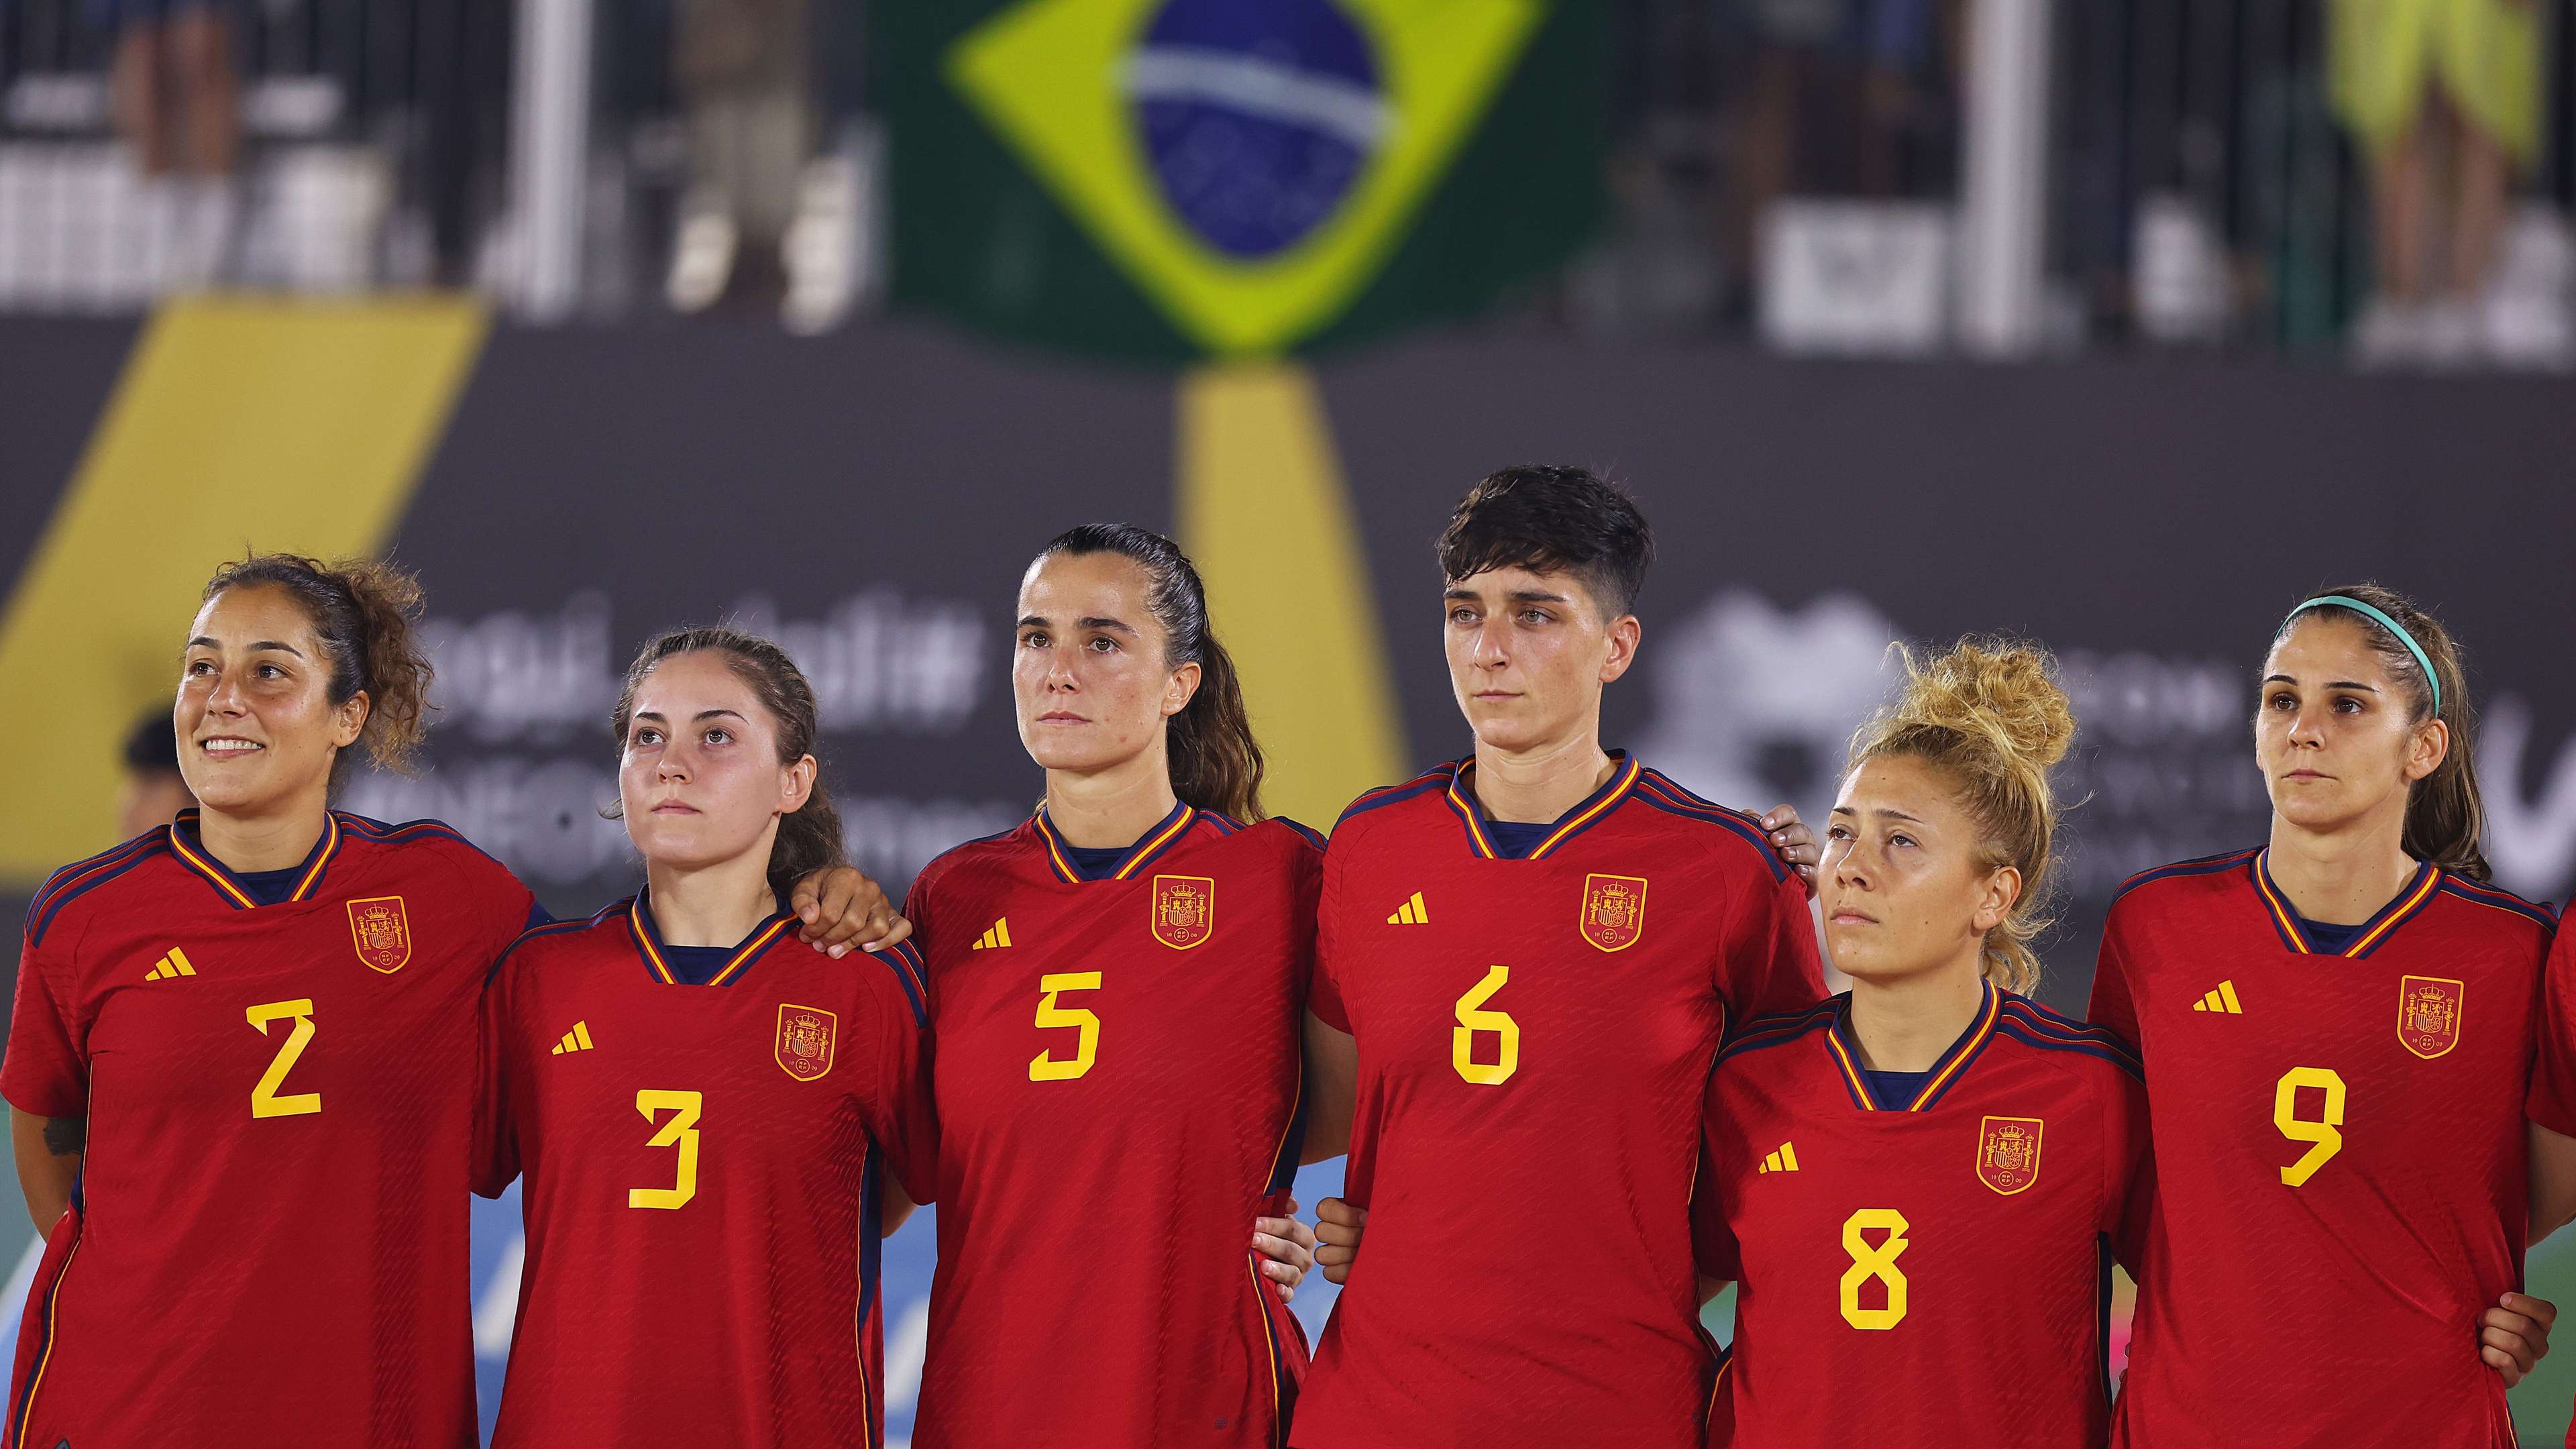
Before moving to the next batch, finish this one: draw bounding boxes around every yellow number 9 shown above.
[2273,1066,2345,1187]
[1452,965,1519,1085]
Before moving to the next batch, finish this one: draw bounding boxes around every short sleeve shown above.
[1719,869,1826,1028]
[470,964,523,1197]
[1688,1140,1741,1283]
[2100,1067,2153,1271]
[863,943,939,1204]
[466,853,542,966]
[3,925,91,1120]
[1308,835,1352,1034]
[2526,926,2576,1136]
[2088,915,2143,1048]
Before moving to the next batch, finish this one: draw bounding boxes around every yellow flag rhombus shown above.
[948,0,1542,357]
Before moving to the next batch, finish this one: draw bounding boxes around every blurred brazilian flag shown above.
[877,0,1607,362]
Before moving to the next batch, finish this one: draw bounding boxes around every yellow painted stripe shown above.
[2218,980,2242,1014]
[574,1020,594,1051]
[1780,1142,1799,1172]
[1176,364,1405,830]
[0,297,488,887]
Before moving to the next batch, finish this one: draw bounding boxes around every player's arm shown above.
[1254,1199,1318,1303]
[9,1108,81,1231]
[788,865,910,955]
[2481,1290,2556,1386]
[2533,1120,2576,1242]
[1315,1194,1366,1285]
[1301,1012,1356,1163]
[1697,1276,1733,1307]
[880,1175,919,1237]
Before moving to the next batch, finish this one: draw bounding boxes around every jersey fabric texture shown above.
[1295,755,1824,1449]
[3,811,534,1449]
[1699,984,2147,1449]
[906,804,1318,1449]
[474,891,934,1449]
[2091,849,2553,1449]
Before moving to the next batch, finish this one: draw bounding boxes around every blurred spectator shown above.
[2333,0,2542,365]
[100,0,243,280]
[666,0,814,316]
[117,706,194,842]
[1717,0,1960,309]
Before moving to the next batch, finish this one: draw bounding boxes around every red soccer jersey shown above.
[1,810,533,1449]
[906,803,1316,1449]
[473,892,936,1449]
[2524,920,2576,1136]
[1695,984,2147,1449]
[2090,849,2553,1449]
[1296,755,1824,1449]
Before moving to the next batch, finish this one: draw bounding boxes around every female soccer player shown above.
[1697,639,2147,1448]
[475,628,936,1448]
[3,556,898,1449]
[901,524,1323,1449]
[2092,584,2555,1448]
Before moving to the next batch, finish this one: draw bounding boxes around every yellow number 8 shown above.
[1452,965,1519,1085]
[1839,1208,1910,1330]
[2273,1066,2346,1187]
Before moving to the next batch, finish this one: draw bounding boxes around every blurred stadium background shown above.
[3,0,2576,1442]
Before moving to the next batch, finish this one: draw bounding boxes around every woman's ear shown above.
[1971,865,2023,934]
[1161,661,1202,720]
[780,754,817,814]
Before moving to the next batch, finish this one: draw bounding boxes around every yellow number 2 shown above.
[629,1089,703,1210]
[246,999,321,1119]
[1839,1208,1911,1330]
[1029,973,1103,1081]
[2273,1066,2346,1187]
[1452,965,1520,1085]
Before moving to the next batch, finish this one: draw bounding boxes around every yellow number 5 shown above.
[1452,965,1519,1085]
[2273,1066,2346,1187]
[1030,973,1103,1081]
[630,1089,703,1210]
[246,999,321,1119]
[1839,1208,1911,1330]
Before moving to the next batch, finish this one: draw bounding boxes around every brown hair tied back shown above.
[1849,638,2076,994]
[2273,583,2487,881]
[203,553,435,793]
[607,627,846,906]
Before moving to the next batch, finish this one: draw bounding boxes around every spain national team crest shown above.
[1976,1116,2045,1195]
[345,896,411,973]
[1579,873,1649,953]
[1152,875,1216,950]
[775,1004,838,1081]
[2398,975,2465,1060]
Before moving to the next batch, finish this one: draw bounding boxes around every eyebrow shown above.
[1444,587,1573,604]
[2263,674,2377,692]
[1020,613,1137,635]
[186,637,305,657]
[1827,805,1925,823]
[632,709,748,724]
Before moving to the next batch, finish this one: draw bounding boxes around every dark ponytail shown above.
[1036,523,1266,822]
[203,553,435,793]
[2273,582,2489,881]
[608,627,846,905]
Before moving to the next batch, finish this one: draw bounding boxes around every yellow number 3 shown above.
[1030,973,1103,1081]
[1839,1208,1911,1330]
[246,999,321,1119]
[1452,965,1519,1085]
[2273,1066,2346,1187]
[630,1089,703,1210]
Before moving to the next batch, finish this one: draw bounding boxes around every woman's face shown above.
[1012,551,1197,778]
[176,584,365,818]
[2256,615,2443,838]
[1821,755,2016,985]
[619,650,812,877]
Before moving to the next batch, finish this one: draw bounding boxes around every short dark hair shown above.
[123,706,181,776]
[1435,465,1654,619]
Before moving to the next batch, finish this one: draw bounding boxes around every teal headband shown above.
[2285,595,2441,714]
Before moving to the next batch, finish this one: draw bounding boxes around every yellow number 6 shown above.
[1030,973,1103,1081]
[630,1089,703,1210]
[1452,965,1519,1085]
[2273,1066,2345,1187]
